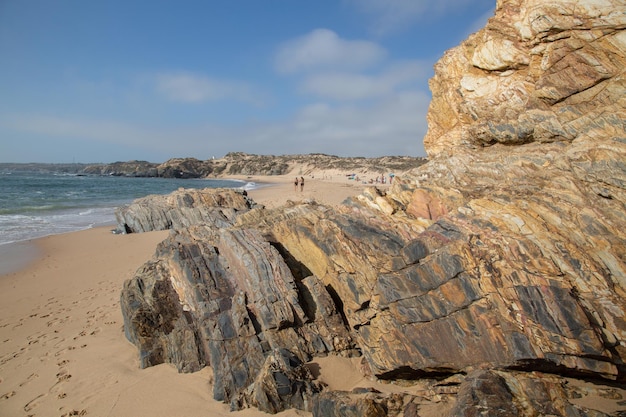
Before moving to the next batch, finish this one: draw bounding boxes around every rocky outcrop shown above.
[424,0,626,156]
[119,0,626,415]
[82,160,159,177]
[115,188,255,233]
[83,153,427,178]
[120,200,357,411]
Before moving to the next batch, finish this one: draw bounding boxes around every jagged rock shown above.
[424,0,626,156]
[450,370,620,417]
[121,221,356,408]
[115,188,255,233]
[312,389,410,417]
[233,348,324,414]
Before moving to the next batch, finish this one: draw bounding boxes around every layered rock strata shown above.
[115,188,255,233]
[119,0,626,415]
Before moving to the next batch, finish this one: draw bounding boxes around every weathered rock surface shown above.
[120,200,356,410]
[312,389,400,417]
[425,0,626,156]
[120,0,626,415]
[233,348,324,413]
[115,188,255,233]
[448,369,626,417]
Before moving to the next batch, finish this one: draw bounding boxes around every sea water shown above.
[0,171,252,245]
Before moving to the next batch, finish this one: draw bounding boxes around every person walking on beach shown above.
[300,176,304,192]
[294,177,299,192]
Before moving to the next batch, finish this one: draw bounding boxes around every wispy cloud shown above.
[1,87,430,159]
[270,30,430,155]
[154,72,264,105]
[275,29,386,74]
[289,92,429,151]
[346,0,476,35]
[301,60,429,101]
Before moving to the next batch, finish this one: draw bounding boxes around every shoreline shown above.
[0,175,382,417]
[0,173,371,276]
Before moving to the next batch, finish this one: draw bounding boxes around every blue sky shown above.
[0,0,494,163]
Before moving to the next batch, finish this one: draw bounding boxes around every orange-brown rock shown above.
[425,0,626,156]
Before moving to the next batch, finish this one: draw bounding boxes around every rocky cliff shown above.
[118,1,626,415]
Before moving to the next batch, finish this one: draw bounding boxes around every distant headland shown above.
[1,153,428,178]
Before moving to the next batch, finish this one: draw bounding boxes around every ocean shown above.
[0,170,253,246]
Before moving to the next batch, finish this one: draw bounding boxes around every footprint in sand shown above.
[23,393,46,412]
[49,368,72,395]
[60,409,87,416]
[72,330,87,340]
[1,390,16,400]
[54,345,76,357]
[56,371,72,382]
[19,373,39,387]
[0,349,23,365]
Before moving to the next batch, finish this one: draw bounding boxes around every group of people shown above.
[294,176,304,192]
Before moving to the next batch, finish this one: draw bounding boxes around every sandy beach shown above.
[0,175,388,417]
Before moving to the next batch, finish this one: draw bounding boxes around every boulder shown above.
[115,188,255,233]
[233,348,324,414]
[450,370,620,417]
[121,221,356,409]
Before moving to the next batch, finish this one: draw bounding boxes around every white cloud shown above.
[275,29,386,74]
[347,0,476,34]
[301,60,429,101]
[302,74,388,101]
[154,72,263,105]
[245,91,431,156]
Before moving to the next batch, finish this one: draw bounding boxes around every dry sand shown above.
[0,175,389,417]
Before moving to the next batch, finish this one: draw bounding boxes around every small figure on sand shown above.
[300,176,304,192]
[294,177,299,192]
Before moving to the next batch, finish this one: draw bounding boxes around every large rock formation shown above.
[119,0,626,415]
[425,0,626,156]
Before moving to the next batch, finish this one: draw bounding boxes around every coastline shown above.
[0,174,390,417]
